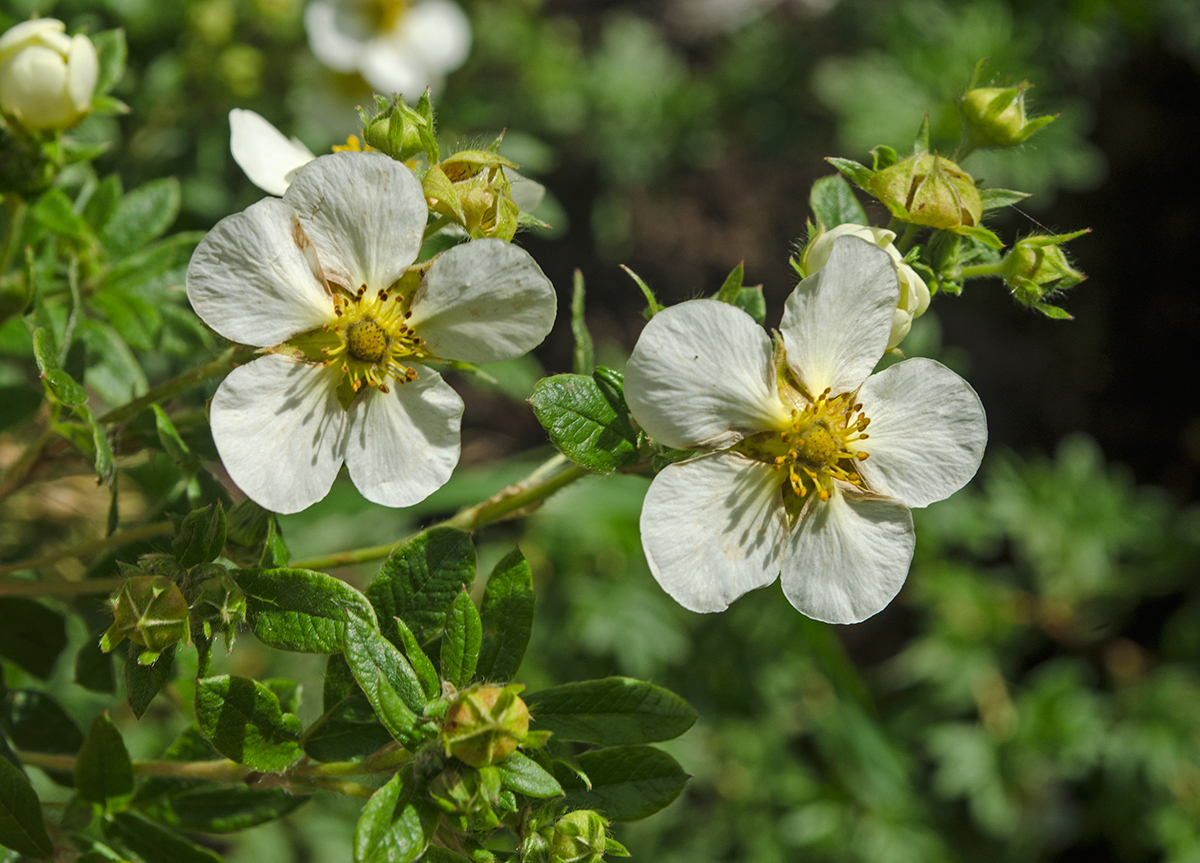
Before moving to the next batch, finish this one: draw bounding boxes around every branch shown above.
[99,345,257,425]
[0,520,173,581]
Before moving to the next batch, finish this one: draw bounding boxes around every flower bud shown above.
[1000,231,1087,304]
[100,576,190,662]
[0,19,98,131]
[802,225,931,350]
[441,684,530,767]
[524,810,630,863]
[425,150,522,241]
[192,572,246,650]
[867,153,982,231]
[960,84,1056,151]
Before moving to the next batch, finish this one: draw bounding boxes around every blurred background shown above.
[3,0,1200,860]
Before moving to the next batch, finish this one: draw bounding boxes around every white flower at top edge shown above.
[804,223,931,350]
[304,0,471,97]
[624,236,986,624]
[0,18,98,131]
[186,151,557,514]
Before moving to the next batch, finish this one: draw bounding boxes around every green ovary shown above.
[346,319,388,363]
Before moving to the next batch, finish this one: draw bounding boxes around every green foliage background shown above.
[3,0,1200,861]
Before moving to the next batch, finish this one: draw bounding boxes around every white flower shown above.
[624,236,986,624]
[0,19,98,131]
[804,223,931,350]
[229,108,316,197]
[186,151,556,514]
[304,0,471,97]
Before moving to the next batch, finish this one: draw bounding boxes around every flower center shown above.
[346,319,388,363]
[361,0,407,31]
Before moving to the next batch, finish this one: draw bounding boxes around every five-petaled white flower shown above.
[304,0,471,97]
[186,151,556,514]
[624,236,987,624]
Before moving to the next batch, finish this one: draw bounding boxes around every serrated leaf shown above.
[125,643,174,719]
[476,548,533,683]
[570,269,594,375]
[366,527,475,645]
[495,751,563,798]
[526,678,697,745]
[809,175,868,229]
[529,373,638,474]
[91,29,127,95]
[825,157,874,190]
[344,616,427,739]
[0,598,67,679]
[0,757,53,859]
[440,589,481,689]
[100,178,181,258]
[76,714,133,811]
[30,188,92,240]
[194,675,303,772]
[232,567,376,653]
[138,785,310,833]
[84,175,123,231]
[554,745,688,822]
[353,771,437,863]
[979,188,1031,210]
[105,811,222,863]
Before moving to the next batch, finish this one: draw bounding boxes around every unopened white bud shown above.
[0,19,98,131]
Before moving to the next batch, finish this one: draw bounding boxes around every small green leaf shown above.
[152,405,199,475]
[620,265,662,317]
[353,771,438,863]
[476,548,534,683]
[713,261,744,304]
[90,290,161,352]
[102,232,204,295]
[1033,302,1074,320]
[100,178,181,258]
[526,678,697,745]
[76,714,134,811]
[570,269,594,376]
[733,286,766,325]
[91,29,127,95]
[83,174,123,230]
[0,598,67,679]
[232,567,377,653]
[172,503,226,567]
[125,644,175,719]
[529,373,638,474]
[440,589,482,689]
[495,751,563,798]
[979,188,1031,210]
[366,527,475,645]
[137,785,310,833]
[0,757,53,859]
[824,157,874,190]
[394,618,440,701]
[809,174,869,229]
[105,811,222,863]
[43,368,88,406]
[30,188,92,240]
[344,616,427,727]
[870,144,898,171]
[555,745,688,822]
[194,675,303,772]
[955,225,1005,249]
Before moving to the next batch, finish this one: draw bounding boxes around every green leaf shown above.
[353,772,437,863]
[0,757,53,859]
[79,317,148,407]
[476,548,534,683]
[870,144,898,171]
[570,269,594,376]
[91,29,127,95]
[555,746,688,822]
[529,373,638,474]
[394,618,440,701]
[76,714,133,811]
[152,405,199,475]
[495,751,563,798]
[1033,302,1074,320]
[194,675,303,772]
[125,644,174,719]
[302,698,393,763]
[90,290,161,352]
[0,598,67,679]
[825,157,874,190]
[366,527,475,645]
[713,261,744,304]
[979,188,1031,210]
[526,678,697,745]
[105,811,222,863]
[344,616,427,738]
[232,567,376,653]
[809,174,869,229]
[101,232,204,296]
[1,689,84,786]
[138,786,310,833]
[30,188,92,240]
[620,265,662,317]
[955,225,1005,249]
[172,504,226,567]
[733,286,766,325]
[100,178,181,258]
[83,174,123,231]
[440,589,482,689]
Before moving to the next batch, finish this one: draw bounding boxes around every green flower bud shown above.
[867,153,982,231]
[192,572,246,650]
[524,810,630,863]
[100,576,190,662]
[441,684,530,767]
[1000,230,1088,305]
[362,103,426,162]
[424,149,522,242]
[959,68,1056,151]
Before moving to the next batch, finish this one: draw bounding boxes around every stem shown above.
[894,223,920,255]
[960,262,1005,280]
[291,456,590,571]
[0,520,173,581]
[0,194,28,277]
[99,345,257,425]
[0,425,54,505]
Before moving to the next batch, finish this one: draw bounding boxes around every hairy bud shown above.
[441,684,530,767]
[100,576,190,663]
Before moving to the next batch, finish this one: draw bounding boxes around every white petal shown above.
[505,169,545,212]
[282,152,426,294]
[0,19,65,60]
[624,300,789,451]
[0,45,72,129]
[408,239,556,363]
[210,355,346,514]
[65,34,97,111]
[856,357,987,508]
[186,197,334,346]
[781,490,914,624]
[343,364,462,507]
[360,39,433,96]
[229,108,315,197]
[639,453,786,613]
[780,236,899,396]
[400,0,472,72]
[806,224,896,274]
[303,1,363,72]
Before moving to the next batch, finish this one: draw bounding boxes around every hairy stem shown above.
[99,345,258,425]
[895,223,921,255]
[960,262,1005,280]
[0,521,173,581]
